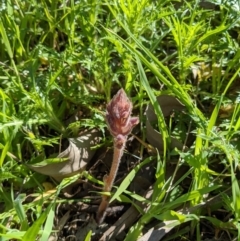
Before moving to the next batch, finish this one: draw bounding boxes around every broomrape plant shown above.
[96,89,139,224]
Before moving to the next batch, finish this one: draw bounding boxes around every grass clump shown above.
[0,0,240,240]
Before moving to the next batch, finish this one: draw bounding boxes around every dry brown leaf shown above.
[48,211,71,241]
[99,187,154,241]
[33,189,56,202]
[76,216,98,241]
[28,128,101,181]
[137,187,231,241]
[146,95,186,152]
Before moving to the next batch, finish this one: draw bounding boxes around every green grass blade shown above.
[110,156,153,202]
[104,27,206,129]
[196,24,229,45]
[40,204,55,241]
[136,55,169,158]
[0,231,25,240]
[222,66,240,95]
[0,140,10,167]
[0,17,13,59]
[231,162,240,219]
[205,95,223,148]
[22,204,52,241]
[159,185,221,213]
[13,194,29,230]
[84,230,92,241]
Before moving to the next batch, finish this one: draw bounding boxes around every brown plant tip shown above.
[106,88,139,138]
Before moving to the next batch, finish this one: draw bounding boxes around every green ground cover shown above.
[0,0,240,240]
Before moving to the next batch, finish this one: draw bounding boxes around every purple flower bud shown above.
[106,89,139,138]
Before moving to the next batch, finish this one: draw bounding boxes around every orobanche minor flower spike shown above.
[96,88,139,224]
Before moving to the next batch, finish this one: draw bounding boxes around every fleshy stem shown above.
[96,136,125,224]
